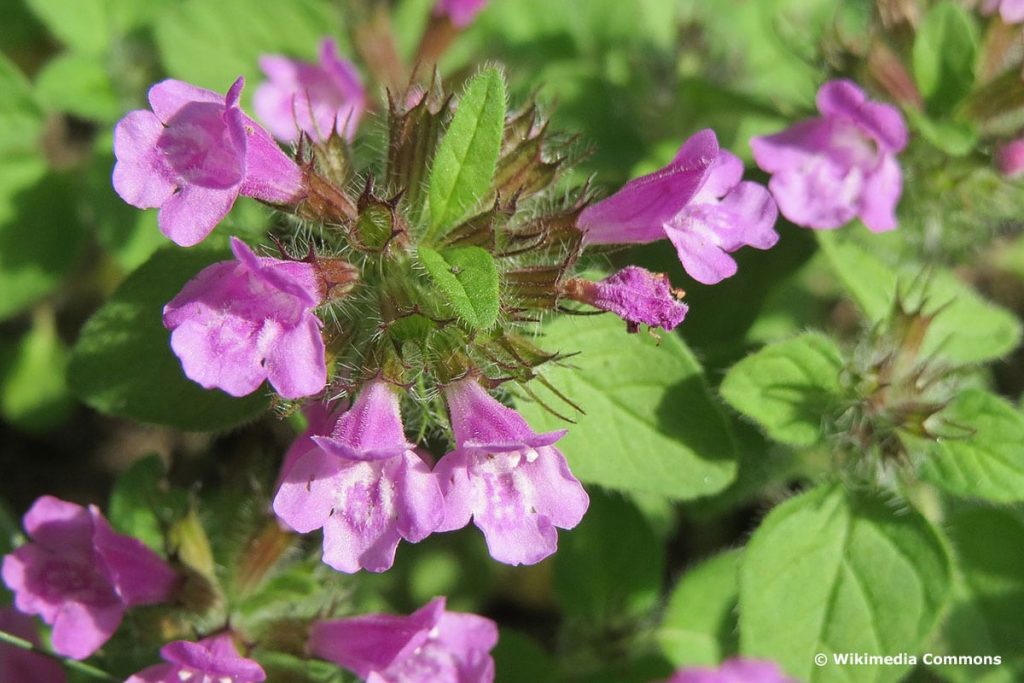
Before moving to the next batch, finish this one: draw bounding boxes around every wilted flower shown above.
[113,77,305,247]
[751,79,907,233]
[433,0,489,27]
[273,380,445,572]
[982,0,1024,23]
[0,607,67,683]
[579,129,778,284]
[125,634,266,683]
[254,38,366,143]
[561,265,688,332]
[163,237,327,399]
[436,377,589,565]
[1,496,178,660]
[310,596,498,682]
[661,658,799,683]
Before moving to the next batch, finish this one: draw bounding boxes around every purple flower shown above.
[561,266,688,332]
[1,496,178,660]
[0,607,67,683]
[273,380,445,573]
[310,596,498,683]
[254,38,366,144]
[579,129,778,285]
[162,237,327,399]
[982,0,1024,23]
[113,77,305,247]
[126,634,266,683]
[433,0,489,28]
[997,139,1024,177]
[435,378,589,565]
[661,658,799,683]
[751,79,908,233]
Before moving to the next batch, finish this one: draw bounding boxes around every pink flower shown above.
[561,266,688,332]
[162,237,327,399]
[579,129,778,285]
[0,607,67,683]
[662,658,799,683]
[126,634,265,683]
[982,0,1024,23]
[436,378,589,565]
[254,38,366,143]
[997,139,1024,177]
[751,79,908,233]
[273,380,445,573]
[113,77,305,247]
[433,0,489,28]
[1,496,178,660]
[310,596,498,683]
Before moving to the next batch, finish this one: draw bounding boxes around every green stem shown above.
[0,628,119,681]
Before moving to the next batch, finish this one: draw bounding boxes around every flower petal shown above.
[157,184,239,247]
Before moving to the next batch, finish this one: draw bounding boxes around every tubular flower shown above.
[982,0,1024,23]
[1,496,178,660]
[750,79,908,233]
[163,237,327,399]
[273,380,445,573]
[113,77,305,247]
[433,0,489,28]
[997,139,1024,178]
[436,377,589,565]
[661,658,799,683]
[126,634,266,683]
[310,596,498,683]
[561,265,688,332]
[0,607,67,683]
[254,38,367,143]
[579,129,778,284]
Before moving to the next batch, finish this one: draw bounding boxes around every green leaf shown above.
[108,455,173,554]
[0,54,44,158]
[35,52,121,122]
[720,332,845,447]
[912,0,979,116]
[493,630,555,683]
[739,485,952,682]
[0,311,74,433]
[658,549,741,668]
[906,110,978,157]
[516,314,738,499]
[817,231,1022,365]
[155,0,344,100]
[555,489,663,622]
[417,246,500,329]
[936,506,1024,682]
[916,390,1024,503]
[25,0,110,55]
[67,247,270,430]
[427,68,506,240]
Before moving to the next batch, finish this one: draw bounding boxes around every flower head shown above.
[273,380,445,572]
[254,38,366,143]
[0,607,67,683]
[310,596,498,683]
[982,0,1024,23]
[433,0,489,28]
[751,79,907,233]
[1,496,178,660]
[113,77,305,247]
[561,266,688,332]
[162,237,327,399]
[436,378,589,565]
[997,139,1024,178]
[579,129,778,284]
[662,658,798,683]
[126,634,266,683]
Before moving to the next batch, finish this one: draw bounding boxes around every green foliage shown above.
[0,311,74,433]
[517,315,738,499]
[739,485,952,682]
[108,455,183,554]
[154,0,344,96]
[67,247,270,430]
[912,0,979,117]
[720,332,845,447]
[658,549,741,668]
[417,246,501,329]
[35,52,122,122]
[493,630,556,683]
[426,68,506,240]
[916,390,1024,502]
[817,231,1022,365]
[555,489,663,623]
